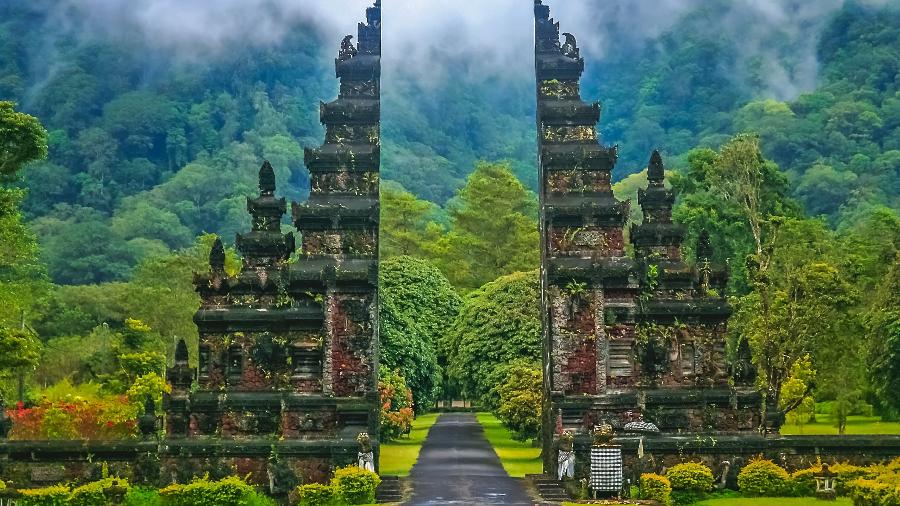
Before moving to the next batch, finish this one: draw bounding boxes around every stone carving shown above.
[557,431,575,480]
[561,32,579,58]
[339,35,358,61]
[592,423,615,447]
[357,432,375,472]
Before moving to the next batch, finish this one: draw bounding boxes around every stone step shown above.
[376,475,403,503]
[526,474,571,502]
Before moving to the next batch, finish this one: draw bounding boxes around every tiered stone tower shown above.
[165,1,380,487]
[534,0,763,476]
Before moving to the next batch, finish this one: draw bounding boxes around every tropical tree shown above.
[437,162,539,291]
[445,270,540,408]
[0,101,48,176]
[379,256,461,410]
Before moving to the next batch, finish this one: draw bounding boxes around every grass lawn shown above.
[378,412,439,476]
[563,498,852,506]
[475,412,542,477]
[781,413,900,435]
[694,498,852,506]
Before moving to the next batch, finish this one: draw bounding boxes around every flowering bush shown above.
[378,368,414,441]
[7,396,138,440]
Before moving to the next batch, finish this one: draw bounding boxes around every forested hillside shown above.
[1,1,897,284]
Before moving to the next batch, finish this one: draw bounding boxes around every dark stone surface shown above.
[405,413,536,505]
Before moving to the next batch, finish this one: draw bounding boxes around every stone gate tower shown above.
[165,1,381,487]
[534,0,764,476]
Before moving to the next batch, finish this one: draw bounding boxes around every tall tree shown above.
[380,182,442,259]
[0,101,48,177]
[444,270,540,408]
[867,253,900,415]
[438,162,539,291]
[379,256,461,409]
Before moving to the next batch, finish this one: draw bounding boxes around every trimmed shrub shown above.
[667,462,715,492]
[18,485,70,506]
[69,478,131,506]
[640,473,672,506]
[846,474,900,506]
[160,476,260,506]
[792,462,876,496]
[125,487,163,506]
[333,466,381,505]
[295,483,337,505]
[737,458,791,496]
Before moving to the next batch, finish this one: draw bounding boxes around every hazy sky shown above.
[44,0,884,99]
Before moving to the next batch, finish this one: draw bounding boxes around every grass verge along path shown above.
[475,412,542,477]
[781,414,900,435]
[694,498,852,506]
[378,413,439,476]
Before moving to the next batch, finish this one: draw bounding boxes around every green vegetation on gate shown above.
[475,412,541,478]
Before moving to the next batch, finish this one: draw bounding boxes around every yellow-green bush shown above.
[18,485,70,506]
[667,462,715,492]
[737,458,791,496]
[159,476,264,506]
[69,477,131,506]
[791,462,876,496]
[332,466,381,505]
[846,473,900,506]
[295,483,336,505]
[640,473,672,506]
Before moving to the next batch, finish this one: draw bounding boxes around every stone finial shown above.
[138,396,157,437]
[209,237,226,272]
[259,160,276,195]
[697,229,713,260]
[175,338,189,366]
[592,423,614,446]
[648,150,665,184]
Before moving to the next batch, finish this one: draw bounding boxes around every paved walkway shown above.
[403,413,536,505]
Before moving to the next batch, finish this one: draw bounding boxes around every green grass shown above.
[694,498,852,506]
[475,412,542,477]
[781,413,900,435]
[378,413,440,476]
[563,498,851,506]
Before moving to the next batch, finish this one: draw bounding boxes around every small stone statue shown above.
[592,423,614,446]
[557,431,575,481]
[339,35,359,61]
[561,32,579,59]
[357,432,375,472]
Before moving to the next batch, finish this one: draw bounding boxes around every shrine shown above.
[164,0,381,486]
[535,0,772,480]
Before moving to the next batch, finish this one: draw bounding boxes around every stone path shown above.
[403,412,537,505]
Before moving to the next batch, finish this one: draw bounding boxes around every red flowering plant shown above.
[7,396,139,440]
[378,367,414,441]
